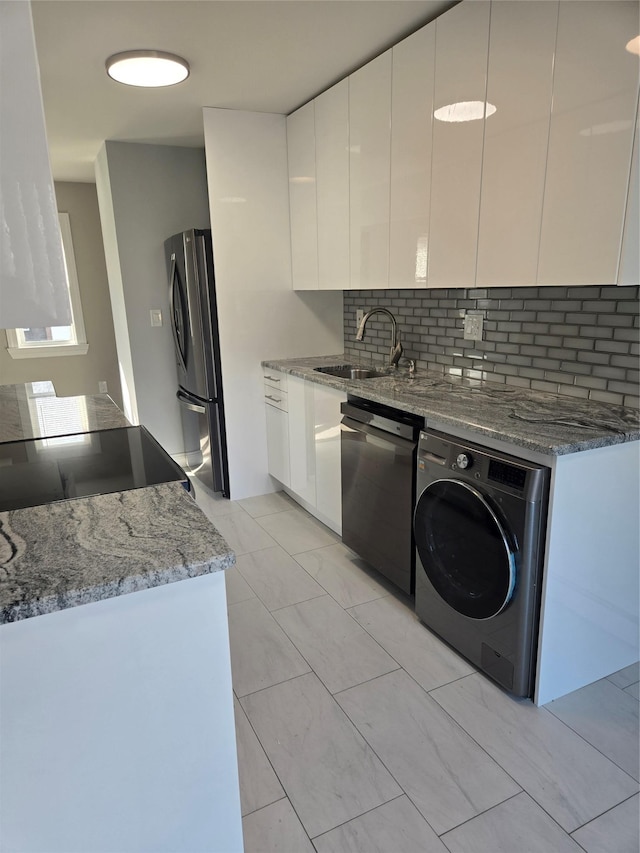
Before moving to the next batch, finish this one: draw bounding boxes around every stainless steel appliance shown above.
[0,425,191,512]
[340,396,424,595]
[414,429,549,697]
[166,229,229,497]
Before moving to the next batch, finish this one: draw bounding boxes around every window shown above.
[5,212,88,358]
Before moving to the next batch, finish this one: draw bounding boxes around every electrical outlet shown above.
[98,380,108,393]
[356,309,364,328]
[463,313,484,341]
[150,308,163,327]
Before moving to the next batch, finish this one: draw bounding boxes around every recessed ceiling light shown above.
[105,50,189,87]
[434,101,497,123]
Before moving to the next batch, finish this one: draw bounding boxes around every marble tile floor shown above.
[193,481,640,853]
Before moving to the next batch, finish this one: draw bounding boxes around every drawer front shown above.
[264,383,288,412]
[263,370,287,392]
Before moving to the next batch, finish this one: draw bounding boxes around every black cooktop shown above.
[0,426,190,512]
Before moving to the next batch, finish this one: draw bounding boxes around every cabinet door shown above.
[316,81,350,290]
[287,375,316,506]
[0,2,70,329]
[349,51,392,289]
[313,384,346,534]
[538,1,640,285]
[265,404,290,487]
[428,1,490,288]
[476,1,558,287]
[389,25,435,289]
[287,102,318,290]
[618,103,639,286]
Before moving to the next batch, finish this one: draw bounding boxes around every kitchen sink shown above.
[314,364,381,380]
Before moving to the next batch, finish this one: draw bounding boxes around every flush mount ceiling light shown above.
[626,35,640,55]
[105,50,189,87]
[434,101,497,122]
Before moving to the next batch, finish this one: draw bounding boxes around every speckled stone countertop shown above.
[0,382,130,443]
[0,482,235,624]
[263,355,640,456]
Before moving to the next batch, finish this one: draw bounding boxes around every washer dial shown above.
[456,452,472,470]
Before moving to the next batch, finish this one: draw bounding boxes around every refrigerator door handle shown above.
[169,255,188,373]
[177,390,206,414]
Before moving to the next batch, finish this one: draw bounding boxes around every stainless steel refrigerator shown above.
[165,228,230,497]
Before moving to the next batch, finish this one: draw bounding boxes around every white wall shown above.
[94,148,138,424]
[203,108,343,500]
[0,182,122,407]
[94,142,211,454]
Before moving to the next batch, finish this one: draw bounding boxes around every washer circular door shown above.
[414,478,516,619]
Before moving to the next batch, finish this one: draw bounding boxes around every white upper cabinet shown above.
[476,1,558,288]
[0,1,71,330]
[287,102,319,290]
[315,80,350,290]
[287,0,638,292]
[618,102,639,286]
[538,1,640,286]
[389,25,435,290]
[349,52,393,289]
[428,1,490,288]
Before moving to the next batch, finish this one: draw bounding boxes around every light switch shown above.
[150,309,163,327]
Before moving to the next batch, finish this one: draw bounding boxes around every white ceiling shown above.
[32,0,456,183]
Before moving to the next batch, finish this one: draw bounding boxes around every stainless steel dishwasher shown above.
[340,396,424,595]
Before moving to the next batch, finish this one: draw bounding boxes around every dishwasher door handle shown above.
[341,416,416,451]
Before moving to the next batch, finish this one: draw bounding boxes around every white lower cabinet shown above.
[288,375,316,506]
[313,384,345,534]
[265,404,290,487]
[0,573,242,852]
[264,370,290,487]
[264,370,345,534]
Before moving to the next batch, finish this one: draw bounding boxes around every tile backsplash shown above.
[343,285,639,408]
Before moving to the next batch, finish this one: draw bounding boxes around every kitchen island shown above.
[0,381,131,442]
[263,356,640,705]
[0,384,243,853]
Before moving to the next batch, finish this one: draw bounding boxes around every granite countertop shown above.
[0,481,235,624]
[0,383,130,443]
[263,355,640,456]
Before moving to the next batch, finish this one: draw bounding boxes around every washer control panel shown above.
[417,429,547,499]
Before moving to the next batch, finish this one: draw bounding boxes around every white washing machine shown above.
[413,429,550,698]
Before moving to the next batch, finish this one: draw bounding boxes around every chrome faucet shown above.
[356,308,403,368]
